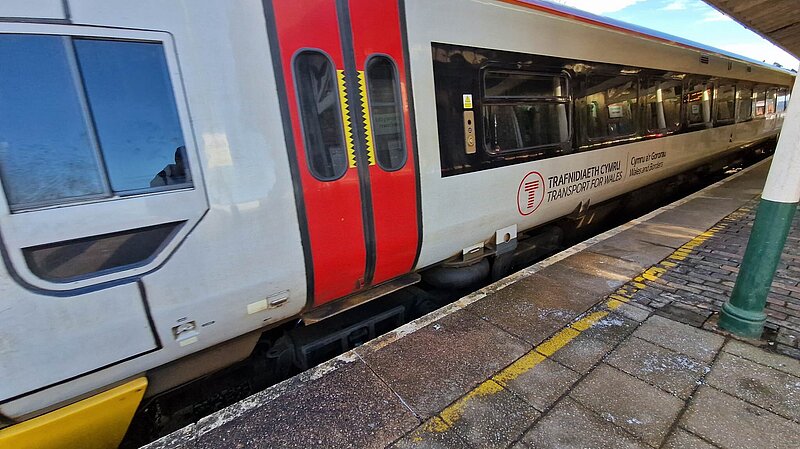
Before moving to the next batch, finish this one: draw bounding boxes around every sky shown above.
[550,0,799,70]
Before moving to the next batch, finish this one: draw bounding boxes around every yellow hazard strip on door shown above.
[337,70,357,169]
[0,377,147,449]
[357,71,376,166]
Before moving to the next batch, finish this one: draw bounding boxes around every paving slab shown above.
[500,357,581,412]
[704,352,800,422]
[589,229,678,267]
[518,397,648,449]
[646,197,749,229]
[551,313,638,374]
[681,386,800,449]
[466,272,598,345]
[721,339,800,377]
[633,315,724,362]
[537,251,646,296]
[569,364,685,447]
[389,419,470,449]
[605,336,709,399]
[442,381,540,449]
[634,222,707,249]
[359,309,530,418]
[662,428,717,449]
[195,359,418,449]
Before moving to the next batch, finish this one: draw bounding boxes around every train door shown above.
[265,0,420,307]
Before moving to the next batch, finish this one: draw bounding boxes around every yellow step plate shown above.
[0,377,147,449]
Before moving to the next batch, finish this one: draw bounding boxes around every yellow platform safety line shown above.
[417,215,738,438]
[357,71,376,166]
[0,377,147,449]
[337,70,357,169]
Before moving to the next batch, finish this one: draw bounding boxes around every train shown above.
[0,0,794,448]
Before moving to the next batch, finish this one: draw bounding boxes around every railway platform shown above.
[143,158,800,449]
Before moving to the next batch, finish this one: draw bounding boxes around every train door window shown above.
[685,80,713,127]
[0,34,191,211]
[643,78,682,134]
[736,86,753,121]
[294,51,348,180]
[481,70,571,155]
[766,88,777,114]
[365,56,406,171]
[575,75,638,145]
[754,88,767,116]
[715,84,736,124]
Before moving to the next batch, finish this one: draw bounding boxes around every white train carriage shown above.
[0,0,793,447]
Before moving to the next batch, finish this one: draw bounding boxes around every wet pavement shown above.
[144,158,800,448]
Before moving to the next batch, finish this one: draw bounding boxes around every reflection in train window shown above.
[643,78,682,133]
[754,88,767,116]
[716,84,736,124]
[24,222,182,282]
[294,51,348,181]
[576,75,638,144]
[482,71,571,155]
[0,34,191,211]
[766,88,777,114]
[777,89,789,113]
[736,86,754,121]
[366,56,406,171]
[686,80,713,127]
[75,39,189,193]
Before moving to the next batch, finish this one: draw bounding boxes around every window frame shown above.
[684,78,714,128]
[364,53,408,172]
[714,82,737,125]
[480,68,573,155]
[291,49,349,182]
[0,23,207,292]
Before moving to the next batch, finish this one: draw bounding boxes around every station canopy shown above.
[705,0,800,59]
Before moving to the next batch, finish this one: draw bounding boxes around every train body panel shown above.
[0,0,794,441]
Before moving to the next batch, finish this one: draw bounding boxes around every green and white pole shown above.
[720,76,800,339]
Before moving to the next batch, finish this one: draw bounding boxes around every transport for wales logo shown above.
[517,171,545,216]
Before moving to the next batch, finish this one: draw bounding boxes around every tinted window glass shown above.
[294,51,347,180]
[686,81,712,126]
[766,88,777,114]
[366,57,406,170]
[75,39,189,192]
[24,222,181,281]
[777,89,788,113]
[576,75,638,142]
[643,78,682,133]
[716,85,736,123]
[484,104,569,152]
[0,35,106,208]
[736,86,753,121]
[482,71,570,154]
[754,89,767,116]
[484,71,568,98]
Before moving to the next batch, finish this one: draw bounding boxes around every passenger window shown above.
[294,51,348,180]
[643,78,682,133]
[715,84,736,124]
[754,88,767,116]
[685,80,713,126]
[576,75,638,144]
[482,70,571,155]
[765,88,777,114]
[0,34,191,212]
[75,39,189,193]
[777,89,789,113]
[0,35,107,209]
[365,56,406,171]
[736,86,753,121]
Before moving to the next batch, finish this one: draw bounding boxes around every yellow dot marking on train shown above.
[357,71,376,166]
[337,70,357,169]
[416,211,742,436]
